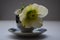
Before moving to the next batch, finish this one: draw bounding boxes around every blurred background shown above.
[0,0,60,21]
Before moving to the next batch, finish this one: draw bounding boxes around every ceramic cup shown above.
[16,15,34,33]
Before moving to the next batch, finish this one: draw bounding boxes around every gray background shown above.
[0,0,60,21]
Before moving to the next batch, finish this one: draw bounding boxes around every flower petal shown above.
[38,5,48,18]
[32,3,48,18]
[31,18,43,28]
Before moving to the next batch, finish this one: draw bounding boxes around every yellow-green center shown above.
[26,10,38,20]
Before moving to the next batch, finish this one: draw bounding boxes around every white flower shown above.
[14,9,21,15]
[19,3,48,28]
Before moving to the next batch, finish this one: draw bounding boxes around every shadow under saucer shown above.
[8,34,48,40]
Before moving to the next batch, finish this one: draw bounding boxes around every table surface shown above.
[0,20,60,40]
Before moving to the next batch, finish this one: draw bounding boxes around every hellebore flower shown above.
[19,3,48,28]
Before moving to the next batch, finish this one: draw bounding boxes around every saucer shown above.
[8,28,47,37]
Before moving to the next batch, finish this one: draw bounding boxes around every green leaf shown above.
[21,4,25,11]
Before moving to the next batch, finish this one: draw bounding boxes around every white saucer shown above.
[8,28,47,37]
